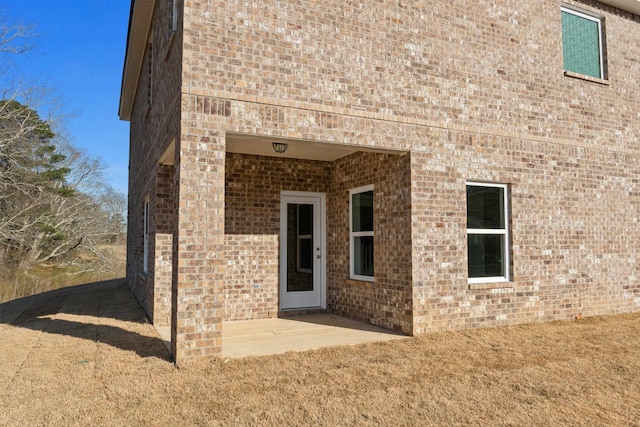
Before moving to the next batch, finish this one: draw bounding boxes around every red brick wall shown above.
[126,0,182,354]
[177,0,640,337]
[328,152,413,333]
[411,132,640,333]
[153,164,174,327]
[224,151,412,332]
[181,0,639,148]
[224,153,331,320]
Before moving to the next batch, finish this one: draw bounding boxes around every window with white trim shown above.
[350,185,374,281]
[143,196,150,274]
[466,182,509,283]
[561,5,605,79]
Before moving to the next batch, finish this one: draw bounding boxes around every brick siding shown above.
[328,152,413,333]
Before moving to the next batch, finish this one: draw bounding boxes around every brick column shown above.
[170,131,225,364]
[153,164,175,327]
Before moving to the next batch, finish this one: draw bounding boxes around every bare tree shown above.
[0,17,33,55]
[0,109,126,269]
[0,19,126,273]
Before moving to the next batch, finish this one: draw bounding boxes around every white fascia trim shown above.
[119,0,156,121]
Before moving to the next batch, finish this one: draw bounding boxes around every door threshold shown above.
[278,307,326,317]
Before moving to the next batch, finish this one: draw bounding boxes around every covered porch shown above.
[150,132,413,362]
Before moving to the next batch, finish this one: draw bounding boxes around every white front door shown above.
[280,192,326,310]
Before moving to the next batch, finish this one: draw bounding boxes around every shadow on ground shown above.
[0,279,170,360]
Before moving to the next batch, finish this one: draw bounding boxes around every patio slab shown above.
[221,314,406,358]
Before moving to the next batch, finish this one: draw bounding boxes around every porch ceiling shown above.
[226,134,405,161]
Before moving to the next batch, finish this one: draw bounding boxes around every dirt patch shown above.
[1,282,639,426]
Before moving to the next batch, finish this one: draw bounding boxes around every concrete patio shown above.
[159,313,405,358]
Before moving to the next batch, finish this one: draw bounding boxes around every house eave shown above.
[118,0,155,122]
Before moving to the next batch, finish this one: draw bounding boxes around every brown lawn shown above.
[1,281,639,426]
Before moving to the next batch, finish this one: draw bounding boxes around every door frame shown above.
[279,191,327,310]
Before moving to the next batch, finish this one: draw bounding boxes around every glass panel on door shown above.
[286,203,314,292]
[280,193,324,310]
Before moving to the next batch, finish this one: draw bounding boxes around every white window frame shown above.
[169,0,178,33]
[349,184,374,282]
[143,196,150,274]
[561,5,605,79]
[466,182,510,284]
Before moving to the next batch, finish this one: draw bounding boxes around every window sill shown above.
[469,282,513,291]
[563,70,609,86]
[346,278,374,287]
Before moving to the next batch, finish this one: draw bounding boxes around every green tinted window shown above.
[562,8,603,79]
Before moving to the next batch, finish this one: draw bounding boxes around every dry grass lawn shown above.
[1,281,639,426]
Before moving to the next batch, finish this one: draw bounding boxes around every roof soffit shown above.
[119,0,155,121]
[597,0,640,16]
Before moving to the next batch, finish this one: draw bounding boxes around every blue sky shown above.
[3,1,131,195]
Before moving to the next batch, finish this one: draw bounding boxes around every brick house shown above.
[119,0,640,364]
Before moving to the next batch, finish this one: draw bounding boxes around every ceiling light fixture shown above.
[272,142,289,153]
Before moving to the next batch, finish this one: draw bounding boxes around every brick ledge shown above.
[181,90,637,157]
[469,282,513,291]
